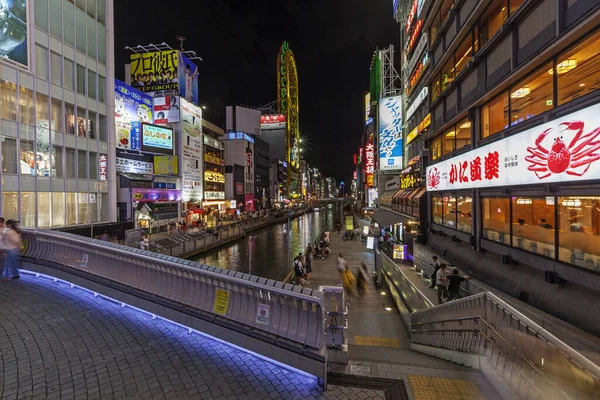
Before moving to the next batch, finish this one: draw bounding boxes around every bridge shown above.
[14,228,600,398]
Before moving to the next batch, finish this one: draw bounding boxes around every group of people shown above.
[292,232,333,284]
[0,218,22,282]
[429,255,471,304]
[337,253,369,303]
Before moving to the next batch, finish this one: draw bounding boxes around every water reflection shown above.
[193,208,335,281]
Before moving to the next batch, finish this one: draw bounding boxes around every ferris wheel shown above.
[277,41,300,171]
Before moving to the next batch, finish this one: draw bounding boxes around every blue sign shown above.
[379,95,403,171]
[229,132,255,143]
[178,52,199,105]
[393,0,400,15]
[115,79,153,151]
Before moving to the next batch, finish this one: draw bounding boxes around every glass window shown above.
[443,196,456,228]
[49,0,62,39]
[457,196,473,233]
[98,114,107,141]
[482,197,510,244]
[66,192,77,225]
[35,0,49,31]
[38,192,52,228]
[431,135,442,160]
[88,111,96,139]
[66,147,76,178]
[51,98,63,132]
[509,0,525,16]
[64,58,74,91]
[76,0,85,10]
[440,0,453,22]
[97,0,105,24]
[512,197,555,257]
[35,44,49,80]
[21,140,35,176]
[442,129,455,156]
[78,193,88,224]
[87,70,96,99]
[2,192,19,221]
[432,196,443,225]
[481,0,508,48]
[36,93,49,122]
[20,88,35,126]
[473,25,480,53]
[431,78,442,102]
[100,192,108,222]
[441,58,455,92]
[511,63,554,126]
[98,75,106,102]
[430,10,441,45]
[481,92,508,138]
[63,0,75,47]
[78,149,87,178]
[90,193,98,223]
[557,31,600,106]
[455,118,471,151]
[21,192,36,228]
[558,196,600,271]
[75,7,86,53]
[77,107,86,137]
[1,136,18,174]
[52,192,65,227]
[455,34,473,76]
[0,80,17,120]
[53,145,63,177]
[86,0,95,18]
[50,52,62,85]
[87,15,96,59]
[89,151,97,179]
[76,64,86,95]
[66,103,75,134]
[97,23,106,64]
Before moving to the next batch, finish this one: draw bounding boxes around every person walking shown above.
[341,265,357,304]
[304,246,312,282]
[357,263,369,300]
[447,269,471,301]
[293,256,306,285]
[337,253,347,283]
[100,231,110,241]
[435,263,449,304]
[429,255,441,289]
[0,219,22,281]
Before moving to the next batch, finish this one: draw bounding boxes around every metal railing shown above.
[411,292,600,400]
[21,229,326,351]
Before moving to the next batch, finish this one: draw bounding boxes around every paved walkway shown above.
[0,275,385,400]
[305,233,502,400]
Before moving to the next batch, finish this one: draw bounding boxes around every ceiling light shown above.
[562,199,582,207]
[548,59,577,75]
[446,130,456,137]
[380,292,386,295]
[516,198,532,205]
[580,83,585,87]
[511,87,530,98]
[460,121,471,129]
[385,307,393,311]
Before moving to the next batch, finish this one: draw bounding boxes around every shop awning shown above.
[371,208,406,228]
[119,172,153,181]
[409,187,427,200]
[380,189,397,202]
[392,189,409,200]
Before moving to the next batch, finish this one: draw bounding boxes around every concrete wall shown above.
[425,234,600,337]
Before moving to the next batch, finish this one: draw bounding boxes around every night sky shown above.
[114,0,399,181]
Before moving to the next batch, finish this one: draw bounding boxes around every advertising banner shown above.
[99,154,107,181]
[132,188,181,203]
[130,50,178,93]
[364,93,371,124]
[204,154,222,165]
[260,114,286,129]
[205,171,225,184]
[235,182,244,194]
[204,191,225,200]
[178,52,199,105]
[153,155,178,175]
[244,194,255,212]
[0,0,27,68]
[115,80,153,151]
[153,96,180,124]
[141,123,173,155]
[204,135,224,150]
[379,96,403,171]
[181,98,203,202]
[427,104,600,191]
[365,136,375,187]
[116,158,153,174]
[23,120,55,177]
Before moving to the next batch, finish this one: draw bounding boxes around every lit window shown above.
[557,30,600,106]
[481,92,508,138]
[510,63,554,126]
[481,0,508,47]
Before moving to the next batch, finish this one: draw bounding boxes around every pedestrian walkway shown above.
[0,275,385,400]
[304,233,502,400]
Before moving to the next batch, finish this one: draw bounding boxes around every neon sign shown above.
[406,20,423,54]
[279,41,289,112]
[405,0,418,35]
[365,136,375,188]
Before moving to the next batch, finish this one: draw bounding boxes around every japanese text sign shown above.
[141,123,173,155]
[130,50,178,93]
[99,154,107,181]
[132,188,181,203]
[365,136,375,187]
[115,158,153,174]
[379,95,403,171]
[115,79,153,151]
[426,104,600,191]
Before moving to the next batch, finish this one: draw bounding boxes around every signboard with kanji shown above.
[365,136,375,187]
[426,104,600,191]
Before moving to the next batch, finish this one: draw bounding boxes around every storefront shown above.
[132,188,181,234]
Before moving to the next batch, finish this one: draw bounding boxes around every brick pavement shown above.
[0,275,384,400]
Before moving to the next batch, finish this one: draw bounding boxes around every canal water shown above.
[192,206,335,281]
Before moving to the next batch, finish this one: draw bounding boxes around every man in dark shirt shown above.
[447,269,471,301]
[430,256,441,288]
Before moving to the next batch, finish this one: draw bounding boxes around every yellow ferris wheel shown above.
[277,41,300,172]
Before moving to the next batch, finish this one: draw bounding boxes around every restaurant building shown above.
[422,0,600,332]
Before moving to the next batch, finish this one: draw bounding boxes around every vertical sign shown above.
[180,98,203,202]
[365,136,375,187]
[379,95,403,171]
[99,154,107,181]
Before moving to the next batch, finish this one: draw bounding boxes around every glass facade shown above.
[0,0,111,227]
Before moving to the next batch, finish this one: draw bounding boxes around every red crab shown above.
[428,168,440,189]
[525,121,600,179]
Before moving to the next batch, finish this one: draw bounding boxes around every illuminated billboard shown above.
[178,52,199,105]
[180,98,203,202]
[379,95,403,171]
[130,50,178,93]
[154,156,179,175]
[153,96,180,124]
[0,0,27,68]
[115,80,153,151]
[365,136,375,187]
[141,123,173,155]
[364,93,371,124]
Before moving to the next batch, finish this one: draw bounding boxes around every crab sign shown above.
[525,121,600,180]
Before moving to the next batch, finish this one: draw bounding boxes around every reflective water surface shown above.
[193,207,335,281]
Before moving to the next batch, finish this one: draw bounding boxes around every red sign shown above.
[235,182,244,194]
[353,154,357,165]
[405,0,418,35]
[406,20,423,54]
[244,193,255,211]
[260,114,286,125]
[353,170,357,180]
[365,136,375,188]
[99,154,107,181]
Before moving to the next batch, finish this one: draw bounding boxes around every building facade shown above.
[0,0,115,228]
[223,132,256,212]
[202,120,226,216]
[253,136,270,209]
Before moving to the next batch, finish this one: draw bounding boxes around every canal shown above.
[192,206,336,281]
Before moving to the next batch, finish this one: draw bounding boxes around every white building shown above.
[0,0,115,227]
